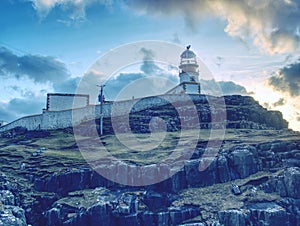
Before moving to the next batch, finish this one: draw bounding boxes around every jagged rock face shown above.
[0,206,27,226]
[43,188,200,226]
[0,189,27,226]
[34,145,261,194]
[218,203,289,226]
[0,190,15,205]
[33,140,299,195]
[84,95,288,135]
[0,125,299,226]
[262,167,300,198]
[217,167,300,226]
[29,140,300,226]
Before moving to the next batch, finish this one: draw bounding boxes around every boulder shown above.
[218,209,249,226]
[0,190,15,205]
[231,183,242,195]
[283,167,300,198]
[262,167,300,199]
[218,203,289,226]
[229,148,258,179]
[247,202,289,226]
[0,206,27,226]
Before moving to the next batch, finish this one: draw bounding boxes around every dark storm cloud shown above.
[0,47,70,83]
[269,59,300,96]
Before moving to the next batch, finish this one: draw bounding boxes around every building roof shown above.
[180,45,196,59]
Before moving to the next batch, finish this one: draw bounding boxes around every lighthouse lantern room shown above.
[166,45,201,94]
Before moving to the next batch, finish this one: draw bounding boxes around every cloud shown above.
[0,106,15,122]
[7,98,44,115]
[80,47,178,101]
[53,77,80,93]
[139,48,164,75]
[0,47,70,83]
[28,1,300,54]
[218,80,248,95]
[79,46,248,100]
[200,79,248,96]
[125,0,300,54]
[0,94,45,122]
[0,47,81,122]
[0,46,81,93]
[172,33,182,44]
[273,98,286,107]
[29,0,112,19]
[269,59,300,96]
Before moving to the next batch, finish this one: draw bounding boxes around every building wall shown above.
[0,114,43,132]
[185,83,200,94]
[47,94,89,111]
[179,73,190,83]
[0,94,207,132]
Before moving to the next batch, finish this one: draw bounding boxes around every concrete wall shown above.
[0,94,208,132]
[186,83,200,94]
[0,114,43,132]
[47,94,89,111]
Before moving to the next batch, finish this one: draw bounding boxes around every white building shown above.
[45,93,90,112]
[167,45,201,94]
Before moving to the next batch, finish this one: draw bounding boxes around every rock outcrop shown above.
[0,93,297,226]
[44,188,200,226]
[28,139,300,225]
[75,95,289,135]
[34,139,299,195]
[0,179,28,226]
[217,166,300,226]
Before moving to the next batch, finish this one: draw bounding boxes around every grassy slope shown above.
[0,129,299,177]
[0,128,299,224]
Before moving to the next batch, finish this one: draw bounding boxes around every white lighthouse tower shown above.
[166,45,201,94]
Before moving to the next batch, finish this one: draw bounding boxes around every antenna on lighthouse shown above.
[97,84,105,136]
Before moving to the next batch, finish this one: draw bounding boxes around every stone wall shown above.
[0,94,287,132]
[0,94,201,132]
[0,114,43,132]
[47,93,89,111]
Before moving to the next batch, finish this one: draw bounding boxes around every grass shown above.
[0,127,298,225]
[0,128,299,178]
[174,171,282,223]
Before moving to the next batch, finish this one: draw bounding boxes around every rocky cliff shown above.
[93,95,288,135]
[0,94,298,226]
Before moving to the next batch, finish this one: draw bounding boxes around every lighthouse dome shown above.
[180,49,196,59]
[180,45,196,59]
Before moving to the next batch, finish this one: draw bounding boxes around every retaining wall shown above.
[0,94,209,132]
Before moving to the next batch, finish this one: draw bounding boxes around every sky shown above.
[0,0,300,131]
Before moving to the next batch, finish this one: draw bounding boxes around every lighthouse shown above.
[166,45,201,94]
